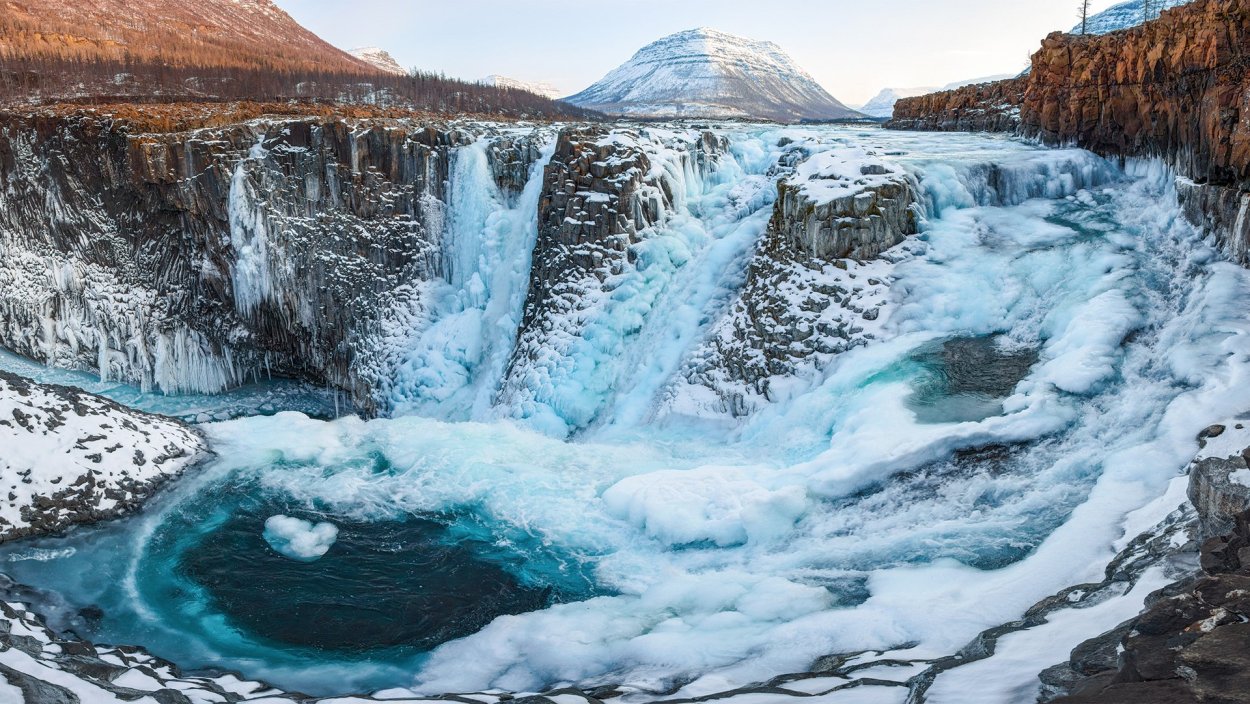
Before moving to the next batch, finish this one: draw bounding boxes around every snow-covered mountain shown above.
[349,47,407,76]
[565,28,863,123]
[1073,0,1193,34]
[479,75,562,100]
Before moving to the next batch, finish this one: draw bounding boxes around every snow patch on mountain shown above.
[349,47,407,75]
[479,75,562,100]
[1073,0,1193,35]
[565,28,862,123]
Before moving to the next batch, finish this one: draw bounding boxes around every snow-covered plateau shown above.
[1,121,1249,704]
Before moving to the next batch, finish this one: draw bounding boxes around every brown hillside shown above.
[0,0,374,74]
[0,0,594,118]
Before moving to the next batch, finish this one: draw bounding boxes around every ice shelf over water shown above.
[4,126,1250,703]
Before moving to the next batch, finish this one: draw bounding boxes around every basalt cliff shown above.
[0,109,924,420]
[889,0,1250,259]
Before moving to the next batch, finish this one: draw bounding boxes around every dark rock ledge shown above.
[1041,422,1250,704]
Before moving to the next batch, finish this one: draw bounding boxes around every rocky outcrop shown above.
[0,111,548,413]
[1045,512,1250,704]
[1038,424,1250,702]
[886,78,1026,132]
[673,149,919,416]
[1187,423,1250,538]
[0,370,206,542]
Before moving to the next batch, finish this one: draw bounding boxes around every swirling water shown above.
[4,127,1250,701]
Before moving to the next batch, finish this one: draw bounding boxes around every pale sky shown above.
[273,0,1128,105]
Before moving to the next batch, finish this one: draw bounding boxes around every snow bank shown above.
[0,370,205,541]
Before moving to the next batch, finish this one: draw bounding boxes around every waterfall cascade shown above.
[3,127,1249,704]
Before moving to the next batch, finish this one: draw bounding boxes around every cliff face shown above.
[887,78,1026,133]
[889,0,1250,260]
[0,112,477,412]
[0,117,925,421]
[1019,0,1250,186]
[674,150,918,417]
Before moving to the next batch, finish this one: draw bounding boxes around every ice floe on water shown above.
[263,515,339,562]
[5,128,1250,702]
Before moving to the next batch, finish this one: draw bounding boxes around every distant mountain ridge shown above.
[0,0,587,117]
[480,75,562,100]
[858,87,938,118]
[0,0,376,75]
[350,47,407,76]
[858,75,1015,119]
[565,28,863,123]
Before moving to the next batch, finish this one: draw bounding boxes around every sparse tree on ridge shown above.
[1143,0,1155,23]
[1079,0,1091,34]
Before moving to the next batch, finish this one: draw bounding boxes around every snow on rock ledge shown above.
[0,370,205,541]
[1187,421,1250,539]
[671,147,920,417]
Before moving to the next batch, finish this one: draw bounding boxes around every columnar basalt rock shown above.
[496,127,729,431]
[0,112,480,413]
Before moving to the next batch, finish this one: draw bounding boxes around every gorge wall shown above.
[0,110,513,413]
[889,0,1250,260]
[0,113,925,417]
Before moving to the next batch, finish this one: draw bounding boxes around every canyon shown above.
[5,1,1250,703]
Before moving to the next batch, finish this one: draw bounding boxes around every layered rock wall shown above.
[886,78,1026,133]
